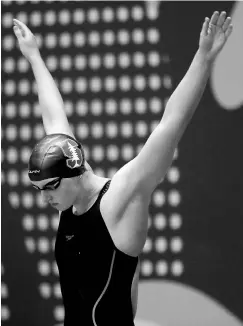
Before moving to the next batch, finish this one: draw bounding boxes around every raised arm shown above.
[13,19,74,138]
[114,11,233,193]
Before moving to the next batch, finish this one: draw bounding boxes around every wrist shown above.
[194,49,214,68]
[28,51,42,65]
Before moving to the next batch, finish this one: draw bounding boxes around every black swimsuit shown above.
[55,180,138,326]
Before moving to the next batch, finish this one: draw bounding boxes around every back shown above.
[55,180,138,326]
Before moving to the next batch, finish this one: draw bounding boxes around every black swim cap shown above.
[28,133,86,181]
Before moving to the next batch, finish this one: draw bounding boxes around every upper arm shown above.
[131,258,140,318]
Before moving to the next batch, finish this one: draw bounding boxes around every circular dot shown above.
[59,32,71,48]
[38,260,51,276]
[75,77,87,93]
[74,55,87,71]
[37,237,50,254]
[5,124,17,141]
[18,79,30,95]
[155,237,168,253]
[106,145,119,161]
[156,260,168,276]
[91,145,104,162]
[58,9,70,25]
[1,306,10,320]
[90,99,102,116]
[51,215,59,231]
[19,102,31,118]
[91,122,104,139]
[1,283,8,298]
[88,31,100,47]
[22,215,35,231]
[154,213,167,230]
[105,99,118,115]
[39,283,51,299]
[147,28,160,43]
[7,169,19,186]
[149,74,161,90]
[163,75,172,89]
[89,54,101,70]
[44,10,56,26]
[133,52,145,68]
[146,3,159,20]
[104,76,116,92]
[149,97,162,114]
[135,121,148,138]
[153,189,165,207]
[168,190,181,206]
[73,32,86,48]
[134,75,146,91]
[46,55,58,71]
[33,124,45,140]
[131,6,144,21]
[134,98,147,114]
[54,306,64,321]
[60,78,73,94]
[103,53,116,69]
[64,100,74,117]
[121,144,134,161]
[132,29,145,44]
[143,237,152,253]
[73,9,85,25]
[20,147,31,164]
[106,122,118,138]
[45,33,57,49]
[169,213,182,230]
[118,52,131,69]
[21,169,30,187]
[90,77,102,92]
[19,125,32,141]
[171,260,184,277]
[52,261,59,275]
[170,237,183,253]
[76,123,89,139]
[37,215,49,231]
[119,75,131,92]
[148,51,160,67]
[141,260,153,276]
[103,30,115,46]
[22,192,34,209]
[60,55,72,70]
[117,29,130,45]
[36,192,48,208]
[25,237,36,253]
[167,167,180,183]
[2,12,14,28]
[53,283,62,298]
[30,11,42,26]
[120,98,132,115]
[4,80,16,96]
[4,102,16,119]
[6,147,18,164]
[3,57,15,73]
[87,8,99,24]
[120,122,133,138]
[102,7,114,23]
[117,6,129,22]
[3,35,15,52]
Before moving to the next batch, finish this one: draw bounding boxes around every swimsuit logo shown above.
[65,235,74,241]
[60,139,83,169]
[28,170,40,174]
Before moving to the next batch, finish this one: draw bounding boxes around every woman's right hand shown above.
[13,19,40,61]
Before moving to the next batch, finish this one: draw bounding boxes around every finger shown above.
[201,17,210,36]
[222,16,232,32]
[210,11,219,25]
[13,25,23,40]
[13,18,31,36]
[225,24,233,39]
[216,11,226,27]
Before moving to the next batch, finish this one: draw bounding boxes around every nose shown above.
[41,190,52,204]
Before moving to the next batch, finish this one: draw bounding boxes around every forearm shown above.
[29,54,72,135]
[162,50,212,135]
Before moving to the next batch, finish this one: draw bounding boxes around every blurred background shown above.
[1,1,243,326]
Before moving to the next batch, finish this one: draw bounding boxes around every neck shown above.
[72,172,109,215]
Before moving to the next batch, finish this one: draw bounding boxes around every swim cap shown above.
[28,133,86,181]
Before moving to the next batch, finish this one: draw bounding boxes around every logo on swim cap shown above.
[28,169,40,174]
[60,139,83,169]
